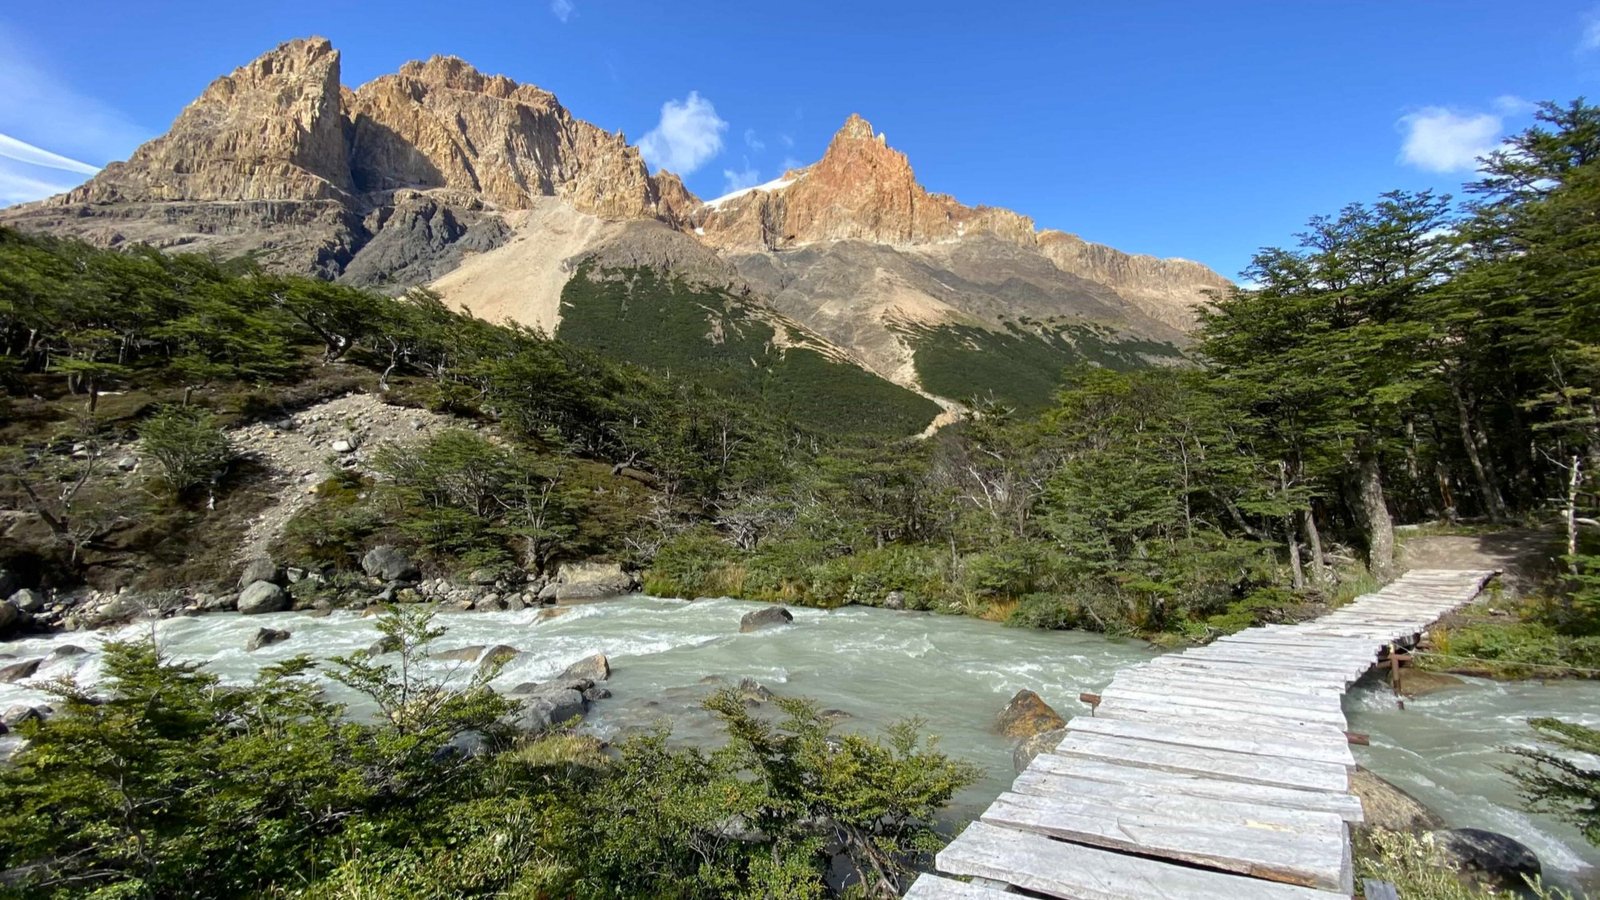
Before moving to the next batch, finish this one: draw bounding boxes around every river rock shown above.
[736,677,773,704]
[0,601,17,634]
[1350,767,1443,831]
[583,686,612,702]
[740,606,794,633]
[238,557,282,589]
[3,704,50,728]
[0,659,42,683]
[366,635,402,656]
[996,689,1066,739]
[246,627,292,651]
[551,560,634,601]
[1428,827,1542,891]
[48,645,88,660]
[8,589,43,614]
[0,570,17,598]
[435,729,492,762]
[362,545,418,582]
[882,590,906,610]
[433,645,485,662]
[237,581,289,615]
[514,688,586,733]
[1013,727,1069,772]
[1401,670,1466,697]
[558,653,610,682]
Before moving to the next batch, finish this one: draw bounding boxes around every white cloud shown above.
[743,128,764,152]
[722,163,761,194]
[0,25,147,166]
[638,91,727,175]
[1397,107,1502,173]
[550,0,575,23]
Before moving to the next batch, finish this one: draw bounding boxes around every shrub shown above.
[139,405,234,498]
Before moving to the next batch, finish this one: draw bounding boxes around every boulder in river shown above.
[514,688,586,733]
[882,590,906,610]
[365,635,402,656]
[0,659,41,683]
[238,581,289,615]
[246,627,292,651]
[0,600,18,635]
[48,645,88,660]
[237,557,282,589]
[3,704,50,729]
[558,652,610,682]
[551,561,634,601]
[432,645,485,662]
[740,606,794,633]
[1350,767,1444,831]
[995,689,1066,739]
[1013,727,1068,772]
[1428,827,1542,892]
[362,545,418,582]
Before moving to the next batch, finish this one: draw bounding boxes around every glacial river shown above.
[2,595,1596,889]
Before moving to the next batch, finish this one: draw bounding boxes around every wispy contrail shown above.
[0,132,99,175]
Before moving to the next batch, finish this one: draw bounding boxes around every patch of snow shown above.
[703,175,797,210]
[694,226,704,235]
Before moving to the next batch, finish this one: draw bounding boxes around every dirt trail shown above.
[1399,528,1561,597]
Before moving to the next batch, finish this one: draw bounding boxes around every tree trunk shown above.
[1286,519,1306,590]
[1302,506,1329,585]
[1356,439,1398,581]
[1449,376,1506,521]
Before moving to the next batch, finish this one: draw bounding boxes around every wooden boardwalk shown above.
[907,568,1498,900]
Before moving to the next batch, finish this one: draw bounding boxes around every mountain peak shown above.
[833,113,880,143]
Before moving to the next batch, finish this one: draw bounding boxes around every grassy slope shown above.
[558,266,941,437]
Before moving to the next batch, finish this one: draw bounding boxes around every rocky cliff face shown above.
[61,37,353,205]
[5,37,691,284]
[693,115,1035,250]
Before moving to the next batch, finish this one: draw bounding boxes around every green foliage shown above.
[1507,718,1600,847]
[139,404,234,498]
[903,319,1183,414]
[0,610,973,899]
[1355,829,1570,899]
[558,265,940,437]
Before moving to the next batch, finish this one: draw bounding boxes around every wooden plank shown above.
[1179,648,1368,673]
[1098,686,1348,725]
[1015,762,1364,823]
[1067,715,1356,767]
[938,821,1351,900]
[1146,658,1360,689]
[980,790,1353,893]
[903,873,1017,899]
[1111,670,1347,702]
[1042,734,1350,793]
[1094,694,1350,735]
[1091,705,1354,755]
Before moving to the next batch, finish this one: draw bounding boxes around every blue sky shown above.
[1,1,1597,278]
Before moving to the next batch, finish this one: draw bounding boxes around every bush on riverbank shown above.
[0,608,976,898]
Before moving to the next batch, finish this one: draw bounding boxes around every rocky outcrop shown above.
[59,37,353,206]
[558,653,611,682]
[549,561,634,601]
[1037,231,1233,331]
[694,115,1035,251]
[995,689,1066,739]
